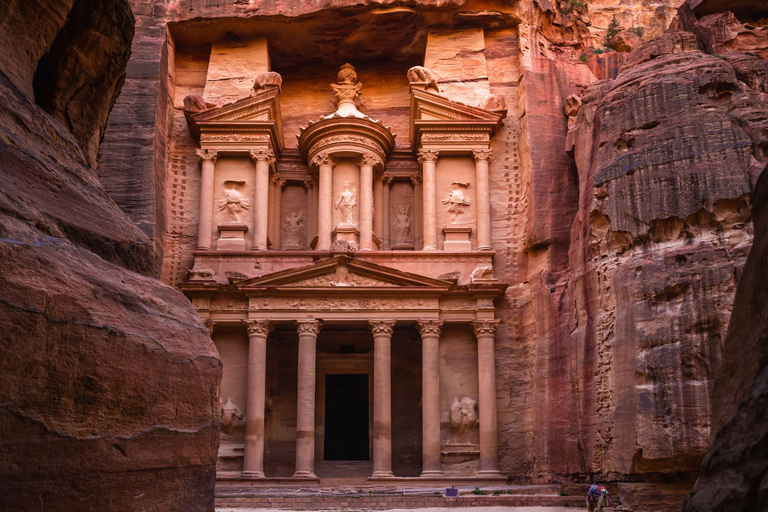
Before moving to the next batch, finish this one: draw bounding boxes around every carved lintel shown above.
[417,320,443,338]
[472,149,493,163]
[249,149,275,165]
[311,151,335,168]
[369,319,396,337]
[197,148,219,163]
[417,149,440,164]
[243,319,273,338]
[471,319,500,338]
[296,319,321,337]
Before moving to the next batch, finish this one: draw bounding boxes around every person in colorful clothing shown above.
[586,484,610,512]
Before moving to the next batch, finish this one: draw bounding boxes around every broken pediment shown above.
[236,256,452,291]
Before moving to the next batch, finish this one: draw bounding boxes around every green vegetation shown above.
[471,487,487,496]
[604,15,621,47]
[571,0,586,9]
[627,26,645,38]
[579,53,589,63]
[592,48,606,54]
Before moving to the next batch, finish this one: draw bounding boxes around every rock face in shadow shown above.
[0,1,221,510]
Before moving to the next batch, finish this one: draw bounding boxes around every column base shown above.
[240,470,265,479]
[477,245,493,251]
[371,471,395,478]
[477,469,504,477]
[422,246,438,251]
[252,245,268,251]
[292,471,318,479]
[420,470,445,477]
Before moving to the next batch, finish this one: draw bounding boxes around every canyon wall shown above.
[0,1,221,510]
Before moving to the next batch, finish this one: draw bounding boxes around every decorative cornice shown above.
[471,319,500,338]
[472,149,493,163]
[417,319,443,337]
[197,148,219,163]
[250,148,275,164]
[369,319,396,337]
[243,319,273,338]
[417,149,439,164]
[296,319,321,337]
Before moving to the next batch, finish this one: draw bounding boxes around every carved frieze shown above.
[421,133,488,142]
[249,297,436,311]
[201,134,270,143]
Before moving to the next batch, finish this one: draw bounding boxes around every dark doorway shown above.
[324,374,369,460]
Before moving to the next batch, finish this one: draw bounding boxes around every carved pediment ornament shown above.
[197,148,219,162]
[473,149,493,162]
[243,319,273,338]
[417,320,443,337]
[471,319,500,338]
[369,319,396,337]
[417,149,440,164]
[296,319,321,337]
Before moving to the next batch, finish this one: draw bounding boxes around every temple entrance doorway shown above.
[324,374,369,461]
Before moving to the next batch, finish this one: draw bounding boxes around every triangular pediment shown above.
[410,89,505,146]
[236,256,452,291]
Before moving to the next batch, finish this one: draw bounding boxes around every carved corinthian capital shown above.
[249,148,275,165]
[471,319,500,338]
[197,148,219,163]
[243,319,272,338]
[311,151,335,168]
[296,319,321,337]
[417,149,439,164]
[358,153,381,168]
[368,319,396,337]
[472,149,493,163]
[417,320,443,338]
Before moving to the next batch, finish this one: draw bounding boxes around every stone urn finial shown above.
[337,63,358,84]
[330,63,364,118]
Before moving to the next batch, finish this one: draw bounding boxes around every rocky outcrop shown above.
[0,1,221,510]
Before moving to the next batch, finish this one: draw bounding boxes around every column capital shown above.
[358,153,381,168]
[197,148,219,163]
[472,149,493,162]
[369,319,396,337]
[417,148,439,164]
[417,320,443,338]
[383,174,393,186]
[249,148,276,165]
[243,319,273,338]
[203,318,215,335]
[471,319,500,338]
[271,175,285,189]
[302,177,314,190]
[311,151,335,168]
[296,319,321,337]
[410,174,423,186]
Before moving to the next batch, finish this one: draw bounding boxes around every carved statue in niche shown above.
[442,182,471,224]
[283,210,304,248]
[393,204,411,239]
[219,180,250,223]
[335,181,357,226]
[450,396,479,434]
[221,398,245,436]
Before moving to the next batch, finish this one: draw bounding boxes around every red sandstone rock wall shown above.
[0,1,221,510]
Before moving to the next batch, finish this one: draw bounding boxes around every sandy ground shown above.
[217,507,579,512]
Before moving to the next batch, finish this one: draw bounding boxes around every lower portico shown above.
[182,255,507,483]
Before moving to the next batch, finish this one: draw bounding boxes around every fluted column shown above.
[271,176,284,250]
[196,149,219,250]
[381,176,391,250]
[315,153,334,251]
[473,149,493,250]
[418,149,439,251]
[417,320,444,476]
[472,319,502,475]
[294,319,320,478]
[411,175,423,250]
[250,149,274,251]
[242,319,273,478]
[359,154,376,251]
[369,319,396,478]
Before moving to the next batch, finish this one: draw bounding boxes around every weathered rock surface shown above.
[0,1,221,510]
[609,30,644,52]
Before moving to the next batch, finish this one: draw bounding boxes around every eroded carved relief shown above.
[335,181,357,227]
[393,204,411,239]
[407,66,440,92]
[188,262,218,281]
[285,265,395,287]
[450,396,479,434]
[221,398,245,436]
[330,239,357,252]
[443,182,471,224]
[283,210,305,249]
[219,180,250,223]
[470,264,495,282]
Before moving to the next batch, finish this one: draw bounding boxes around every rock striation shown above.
[0,1,221,510]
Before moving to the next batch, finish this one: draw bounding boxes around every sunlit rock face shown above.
[0,1,221,510]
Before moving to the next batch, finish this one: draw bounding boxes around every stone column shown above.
[242,319,273,478]
[359,154,376,251]
[381,176,391,250]
[373,175,384,247]
[315,153,334,251]
[303,178,314,249]
[418,149,439,251]
[417,320,444,477]
[473,149,493,251]
[196,149,219,250]
[411,175,423,250]
[250,149,274,251]
[472,319,502,475]
[271,176,284,250]
[369,319,396,478]
[294,319,320,478]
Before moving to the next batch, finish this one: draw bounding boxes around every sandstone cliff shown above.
[0,1,221,510]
